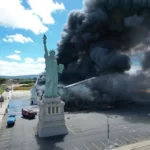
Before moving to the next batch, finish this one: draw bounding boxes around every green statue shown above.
[43,35,64,98]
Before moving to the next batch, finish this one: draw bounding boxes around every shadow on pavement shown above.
[101,104,150,124]
[65,103,150,125]
[35,134,66,150]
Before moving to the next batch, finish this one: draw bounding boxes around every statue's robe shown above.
[31,86,37,99]
[44,54,58,97]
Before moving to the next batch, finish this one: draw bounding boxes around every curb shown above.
[0,91,10,129]
[112,140,150,150]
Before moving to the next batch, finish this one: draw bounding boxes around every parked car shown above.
[5,87,10,92]
[22,108,37,119]
[7,115,16,127]
[0,96,4,102]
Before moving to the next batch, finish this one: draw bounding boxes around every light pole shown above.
[106,115,119,150]
[107,115,110,150]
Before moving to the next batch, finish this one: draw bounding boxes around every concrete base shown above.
[37,97,68,138]
[37,123,68,138]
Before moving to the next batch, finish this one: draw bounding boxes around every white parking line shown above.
[0,143,9,147]
[109,140,115,145]
[100,141,107,147]
[0,137,10,141]
[141,133,150,140]
[129,135,139,142]
[67,126,76,135]
[0,130,9,133]
[129,130,136,133]
[122,136,131,143]
[116,138,124,145]
[74,146,79,150]
[0,140,9,144]
[136,134,148,142]
[0,132,10,136]
[0,133,10,137]
[137,134,144,137]
[142,133,149,137]
[92,142,100,150]
[136,134,145,140]
[83,144,90,150]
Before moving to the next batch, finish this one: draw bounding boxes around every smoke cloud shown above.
[57,0,150,82]
[60,73,150,107]
[142,51,150,71]
[35,0,150,109]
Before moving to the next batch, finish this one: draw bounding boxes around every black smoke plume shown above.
[32,0,150,110]
[142,51,150,71]
[57,0,150,83]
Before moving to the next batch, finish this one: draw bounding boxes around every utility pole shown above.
[106,115,119,150]
[107,115,110,150]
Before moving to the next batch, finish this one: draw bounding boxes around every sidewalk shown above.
[112,140,150,150]
[0,91,10,129]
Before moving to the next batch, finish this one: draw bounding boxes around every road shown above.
[1,91,150,150]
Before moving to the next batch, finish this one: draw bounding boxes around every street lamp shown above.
[106,115,119,150]
[107,115,110,150]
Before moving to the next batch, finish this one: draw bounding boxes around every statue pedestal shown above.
[30,86,38,105]
[37,96,68,138]
[30,98,38,105]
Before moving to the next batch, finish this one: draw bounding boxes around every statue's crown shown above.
[49,50,55,55]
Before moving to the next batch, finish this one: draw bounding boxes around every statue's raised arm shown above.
[43,34,48,57]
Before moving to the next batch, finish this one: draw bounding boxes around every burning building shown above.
[35,0,150,110]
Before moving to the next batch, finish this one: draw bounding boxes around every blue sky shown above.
[0,0,141,76]
[0,0,82,76]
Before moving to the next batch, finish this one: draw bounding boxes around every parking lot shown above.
[1,107,150,150]
[1,92,150,150]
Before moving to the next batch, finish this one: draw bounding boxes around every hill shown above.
[0,75,39,79]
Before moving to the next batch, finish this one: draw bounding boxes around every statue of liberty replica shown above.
[37,35,68,138]
[43,34,64,98]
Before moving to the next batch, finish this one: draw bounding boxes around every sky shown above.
[0,0,141,76]
[0,0,82,76]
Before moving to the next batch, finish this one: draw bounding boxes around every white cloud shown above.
[28,0,65,24]
[37,57,45,63]
[3,34,33,44]
[0,0,65,34]
[6,54,21,61]
[0,58,45,76]
[14,50,21,54]
[24,57,45,64]
[24,57,35,64]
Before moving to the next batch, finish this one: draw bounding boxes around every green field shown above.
[0,87,4,94]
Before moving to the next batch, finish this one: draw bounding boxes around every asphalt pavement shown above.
[1,94,150,150]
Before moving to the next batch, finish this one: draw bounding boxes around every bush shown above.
[0,78,6,84]
[29,83,34,87]
[20,83,34,87]
[19,80,34,84]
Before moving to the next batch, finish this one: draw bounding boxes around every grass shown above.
[0,87,4,94]
[13,87,32,90]
[20,83,34,87]
[13,82,34,90]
